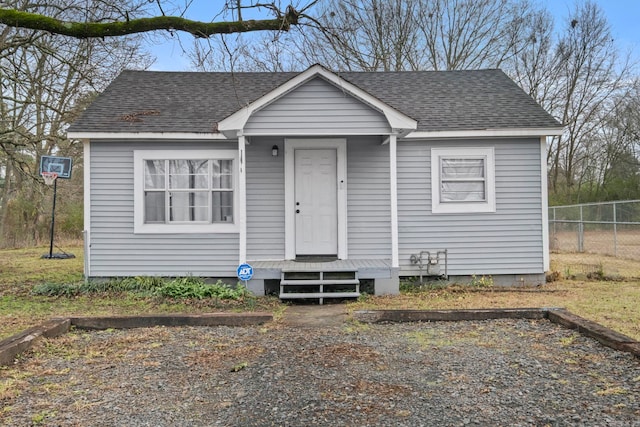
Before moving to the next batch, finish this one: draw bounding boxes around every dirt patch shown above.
[187,343,267,368]
[282,303,347,327]
[306,343,380,368]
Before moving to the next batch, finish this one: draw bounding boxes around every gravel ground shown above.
[2,318,639,426]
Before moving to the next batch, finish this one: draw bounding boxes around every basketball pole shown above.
[47,176,57,259]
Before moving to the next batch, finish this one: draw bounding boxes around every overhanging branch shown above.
[0,7,301,38]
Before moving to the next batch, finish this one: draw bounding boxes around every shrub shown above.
[155,278,248,300]
[32,276,250,301]
[32,282,79,296]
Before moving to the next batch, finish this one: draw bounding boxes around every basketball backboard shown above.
[40,156,73,179]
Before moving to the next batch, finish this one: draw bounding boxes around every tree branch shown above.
[0,7,301,38]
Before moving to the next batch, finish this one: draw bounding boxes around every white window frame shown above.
[431,147,496,214]
[134,150,239,234]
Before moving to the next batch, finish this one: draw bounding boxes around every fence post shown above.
[578,205,584,252]
[613,202,618,257]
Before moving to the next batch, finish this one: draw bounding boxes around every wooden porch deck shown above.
[249,259,394,280]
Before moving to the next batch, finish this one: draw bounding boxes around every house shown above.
[67,64,563,300]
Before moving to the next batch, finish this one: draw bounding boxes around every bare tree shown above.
[190,31,306,72]
[0,0,149,246]
[190,0,422,73]
[527,1,633,196]
[190,0,547,75]
[586,83,640,200]
[500,1,638,202]
[297,0,422,71]
[506,8,558,109]
[417,0,536,70]
[295,0,540,72]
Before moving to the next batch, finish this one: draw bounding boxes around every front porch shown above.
[246,259,399,303]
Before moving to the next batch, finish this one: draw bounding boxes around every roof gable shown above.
[243,76,391,135]
[218,64,416,135]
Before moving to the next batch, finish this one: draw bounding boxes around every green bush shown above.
[32,282,79,297]
[32,276,248,300]
[101,276,165,293]
[156,278,247,300]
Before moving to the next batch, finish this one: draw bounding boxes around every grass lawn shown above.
[1,246,639,341]
[0,246,283,340]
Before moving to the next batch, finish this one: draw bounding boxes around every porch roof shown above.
[68,66,561,137]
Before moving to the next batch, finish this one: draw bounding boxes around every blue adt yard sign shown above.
[237,263,253,281]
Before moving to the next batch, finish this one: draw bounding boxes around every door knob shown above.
[296,209,300,214]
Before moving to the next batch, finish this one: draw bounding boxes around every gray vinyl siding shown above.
[347,137,391,259]
[246,137,285,260]
[89,136,542,276]
[88,140,239,277]
[244,77,391,135]
[397,138,544,276]
[245,136,391,261]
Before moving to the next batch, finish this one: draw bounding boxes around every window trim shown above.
[431,147,496,214]
[134,150,239,234]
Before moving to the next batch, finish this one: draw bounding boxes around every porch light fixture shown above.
[272,145,279,157]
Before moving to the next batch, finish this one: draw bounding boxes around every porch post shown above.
[238,133,247,264]
[390,134,399,268]
[83,139,91,278]
[540,136,550,271]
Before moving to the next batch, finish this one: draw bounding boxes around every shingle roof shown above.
[67,68,560,134]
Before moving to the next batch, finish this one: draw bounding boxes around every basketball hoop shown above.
[42,172,58,186]
[39,156,75,260]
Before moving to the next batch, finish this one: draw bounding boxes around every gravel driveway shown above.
[2,317,639,426]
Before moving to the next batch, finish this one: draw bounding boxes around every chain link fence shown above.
[549,200,640,260]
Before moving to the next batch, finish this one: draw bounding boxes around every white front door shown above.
[294,149,338,255]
